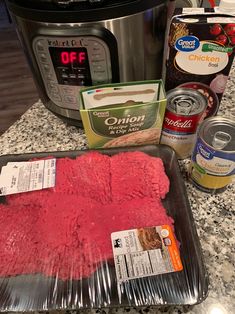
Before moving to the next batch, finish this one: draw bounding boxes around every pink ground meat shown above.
[111,151,169,201]
[0,151,173,280]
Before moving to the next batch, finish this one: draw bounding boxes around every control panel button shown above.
[93,60,106,66]
[47,81,57,88]
[63,95,77,104]
[77,74,85,79]
[94,73,108,81]
[43,64,50,72]
[47,81,59,93]
[93,65,103,71]
[88,40,102,49]
[62,89,75,96]
[94,70,106,75]
[58,67,69,72]
[93,47,102,52]
[91,59,105,65]
[91,61,100,67]
[51,87,59,94]
[39,53,47,63]
[92,53,101,59]
[62,86,74,93]
[73,67,86,74]
[46,73,53,80]
[51,94,62,102]
[36,41,44,51]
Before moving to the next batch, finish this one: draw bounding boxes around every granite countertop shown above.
[0,74,235,314]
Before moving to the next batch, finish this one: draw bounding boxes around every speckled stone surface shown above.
[1,73,235,314]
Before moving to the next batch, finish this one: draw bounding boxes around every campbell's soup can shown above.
[190,117,235,193]
[160,88,207,159]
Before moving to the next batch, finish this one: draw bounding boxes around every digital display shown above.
[49,47,91,86]
[60,51,87,65]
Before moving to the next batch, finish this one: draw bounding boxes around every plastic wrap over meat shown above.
[0,146,208,311]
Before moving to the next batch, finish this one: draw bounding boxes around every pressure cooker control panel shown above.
[33,36,112,110]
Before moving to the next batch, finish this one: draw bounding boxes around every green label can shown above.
[190,117,235,193]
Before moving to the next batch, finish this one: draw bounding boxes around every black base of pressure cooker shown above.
[44,99,84,127]
[55,112,84,128]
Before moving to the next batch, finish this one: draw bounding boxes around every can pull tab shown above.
[175,98,194,115]
[212,131,231,150]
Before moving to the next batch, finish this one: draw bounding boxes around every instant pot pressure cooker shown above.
[7,0,173,126]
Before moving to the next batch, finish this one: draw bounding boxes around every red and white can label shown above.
[162,110,201,135]
[160,110,203,159]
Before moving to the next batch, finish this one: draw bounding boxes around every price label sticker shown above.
[0,159,56,196]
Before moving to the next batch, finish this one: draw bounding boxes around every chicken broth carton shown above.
[165,8,235,119]
[79,81,166,149]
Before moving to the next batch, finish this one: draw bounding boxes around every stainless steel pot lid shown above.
[7,0,167,8]
[8,0,145,8]
[22,0,105,6]
[7,0,168,22]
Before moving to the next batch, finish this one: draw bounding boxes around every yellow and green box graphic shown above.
[79,80,167,149]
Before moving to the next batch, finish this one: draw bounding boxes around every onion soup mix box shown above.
[165,8,235,119]
[79,81,166,149]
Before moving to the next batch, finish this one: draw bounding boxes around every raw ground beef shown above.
[111,151,169,201]
[0,151,173,280]
[53,152,112,204]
